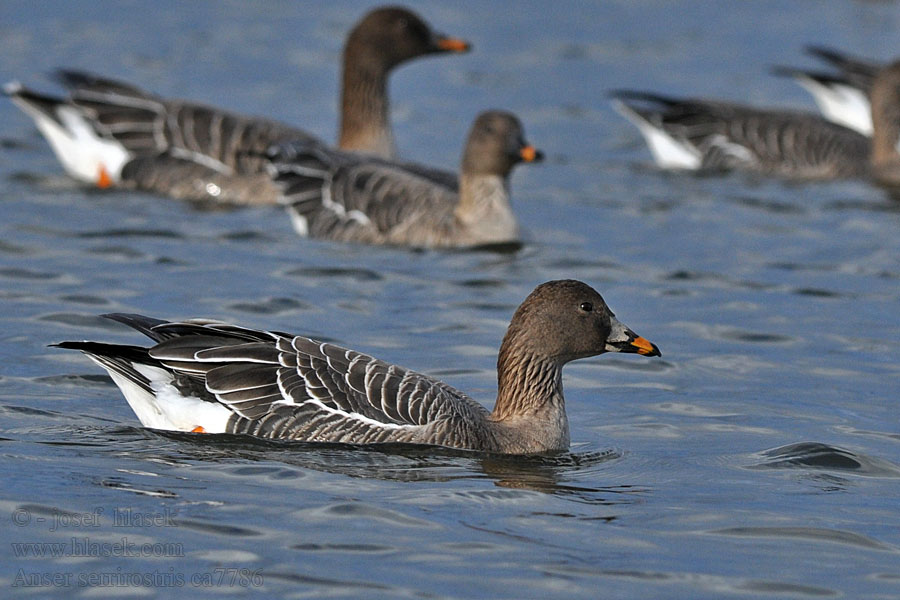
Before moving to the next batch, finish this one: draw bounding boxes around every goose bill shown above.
[605,316,661,357]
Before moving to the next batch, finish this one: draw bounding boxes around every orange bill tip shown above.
[631,336,659,356]
[520,145,539,162]
[96,165,113,189]
[191,426,206,433]
[436,37,471,53]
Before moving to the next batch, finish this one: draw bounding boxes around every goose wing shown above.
[268,141,458,243]
[118,315,488,442]
[56,70,320,177]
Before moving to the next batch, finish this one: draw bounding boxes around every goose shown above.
[268,110,543,248]
[3,6,470,205]
[609,59,900,186]
[772,45,881,135]
[54,280,661,455]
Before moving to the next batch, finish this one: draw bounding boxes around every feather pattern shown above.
[121,315,489,443]
[56,281,661,454]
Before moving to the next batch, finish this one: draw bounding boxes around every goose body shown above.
[611,90,870,179]
[269,110,543,248]
[612,59,900,187]
[4,6,470,204]
[55,281,660,455]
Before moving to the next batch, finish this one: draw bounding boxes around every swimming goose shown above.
[3,6,470,204]
[54,280,660,455]
[609,60,900,184]
[773,45,881,135]
[268,110,543,248]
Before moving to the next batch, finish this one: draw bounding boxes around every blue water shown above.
[2,1,900,598]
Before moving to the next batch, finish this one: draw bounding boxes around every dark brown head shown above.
[460,110,543,178]
[501,280,660,365]
[345,6,471,70]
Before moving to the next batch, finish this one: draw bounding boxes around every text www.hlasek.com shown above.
[12,537,183,558]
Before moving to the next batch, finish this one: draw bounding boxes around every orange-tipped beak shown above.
[630,335,660,356]
[519,145,544,162]
[606,319,661,357]
[436,36,471,53]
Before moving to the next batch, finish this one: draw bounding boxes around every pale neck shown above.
[455,174,518,242]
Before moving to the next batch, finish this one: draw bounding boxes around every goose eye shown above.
[579,302,593,313]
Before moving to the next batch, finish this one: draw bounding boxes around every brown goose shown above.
[3,6,470,205]
[268,110,543,248]
[609,60,900,186]
[54,280,660,455]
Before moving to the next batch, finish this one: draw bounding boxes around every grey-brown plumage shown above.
[611,59,900,185]
[269,110,543,248]
[611,91,871,178]
[4,6,469,204]
[54,280,661,455]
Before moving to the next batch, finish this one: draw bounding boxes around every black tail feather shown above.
[52,340,153,363]
[770,66,848,86]
[53,69,148,97]
[3,82,68,125]
[101,313,171,342]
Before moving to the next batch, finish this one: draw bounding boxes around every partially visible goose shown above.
[268,110,543,248]
[772,45,882,135]
[3,6,470,204]
[609,60,900,185]
[54,280,661,455]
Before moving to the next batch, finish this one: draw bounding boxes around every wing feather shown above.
[91,314,490,443]
[269,140,457,243]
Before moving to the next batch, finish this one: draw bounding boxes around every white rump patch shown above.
[612,100,701,170]
[20,103,130,184]
[91,359,230,432]
[796,78,872,135]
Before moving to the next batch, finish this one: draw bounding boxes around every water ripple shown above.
[710,526,896,552]
[748,442,900,478]
[284,266,383,282]
[227,297,313,314]
[541,566,839,597]
[174,518,262,537]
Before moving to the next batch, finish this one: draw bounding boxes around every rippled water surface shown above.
[2,1,900,598]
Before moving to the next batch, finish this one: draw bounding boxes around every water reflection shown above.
[45,426,648,506]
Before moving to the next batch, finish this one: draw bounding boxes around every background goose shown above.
[610,60,900,185]
[3,6,470,205]
[268,110,543,248]
[54,280,660,455]
[772,45,882,135]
